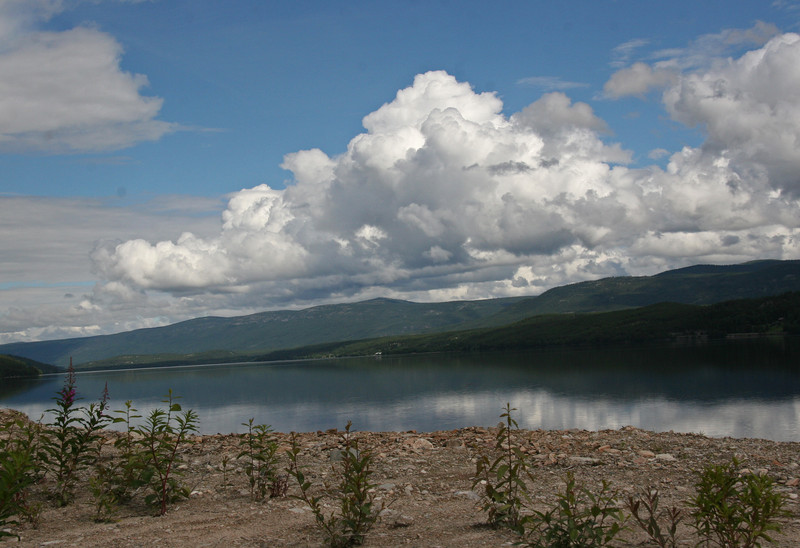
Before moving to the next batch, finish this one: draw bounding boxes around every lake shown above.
[2,339,799,441]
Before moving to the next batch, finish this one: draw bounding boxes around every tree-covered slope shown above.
[0,297,520,367]
[480,259,800,322]
[297,291,800,359]
[2,259,799,368]
[0,354,58,378]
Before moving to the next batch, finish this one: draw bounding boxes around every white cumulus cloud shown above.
[663,32,800,196]
[92,61,800,312]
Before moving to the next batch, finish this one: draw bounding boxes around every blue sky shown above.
[2,0,800,345]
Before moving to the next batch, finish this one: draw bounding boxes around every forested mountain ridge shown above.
[1,259,798,368]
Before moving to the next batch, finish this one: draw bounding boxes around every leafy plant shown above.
[89,455,122,523]
[472,403,533,533]
[625,488,682,548]
[220,455,231,487]
[112,400,145,502]
[689,458,787,547]
[134,390,199,515]
[0,417,39,540]
[524,471,625,547]
[287,422,382,547]
[41,363,110,506]
[89,399,143,522]
[237,418,282,500]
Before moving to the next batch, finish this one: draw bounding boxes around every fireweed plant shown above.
[237,418,283,501]
[134,390,199,515]
[41,361,111,506]
[0,417,40,540]
[472,403,533,533]
[112,400,145,502]
[89,400,143,521]
[287,422,383,547]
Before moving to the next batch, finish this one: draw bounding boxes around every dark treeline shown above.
[0,355,59,379]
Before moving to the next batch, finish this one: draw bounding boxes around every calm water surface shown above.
[2,340,799,441]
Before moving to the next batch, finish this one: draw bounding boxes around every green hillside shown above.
[477,259,800,323]
[0,297,520,368]
[79,291,800,370]
[290,291,800,359]
[2,259,799,368]
[0,354,59,379]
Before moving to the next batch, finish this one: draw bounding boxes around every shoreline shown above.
[4,408,800,546]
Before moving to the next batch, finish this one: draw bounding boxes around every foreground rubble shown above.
[6,420,800,546]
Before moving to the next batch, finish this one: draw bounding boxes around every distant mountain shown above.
[482,259,800,322]
[2,259,799,368]
[0,297,521,368]
[290,291,800,359]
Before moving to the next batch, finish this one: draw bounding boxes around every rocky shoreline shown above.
[4,413,800,546]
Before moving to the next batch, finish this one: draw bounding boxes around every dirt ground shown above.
[4,408,800,547]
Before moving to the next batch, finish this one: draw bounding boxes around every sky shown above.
[2,0,800,344]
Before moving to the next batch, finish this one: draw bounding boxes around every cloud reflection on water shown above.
[2,343,799,441]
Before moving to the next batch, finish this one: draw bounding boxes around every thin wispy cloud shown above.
[651,20,781,70]
[517,76,589,91]
[610,38,649,68]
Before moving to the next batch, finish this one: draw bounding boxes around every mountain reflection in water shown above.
[2,339,799,441]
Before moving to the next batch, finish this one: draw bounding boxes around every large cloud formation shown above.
[0,0,174,153]
[93,34,800,308]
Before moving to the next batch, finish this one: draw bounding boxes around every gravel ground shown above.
[3,408,800,547]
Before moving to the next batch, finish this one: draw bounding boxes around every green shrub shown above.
[0,418,39,540]
[237,418,283,500]
[472,403,533,533]
[89,400,144,521]
[287,421,382,547]
[134,390,199,515]
[524,471,625,547]
[689,458,787,547]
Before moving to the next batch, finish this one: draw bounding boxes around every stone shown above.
[445,439,465,450]
[395,514,414,527]
[381,508,414,527]
[568,456,601,466]
[637,450,656,458]
[380,508,399,518]
[656,453,676,461]
[406,438,434,451]
[786,478,800,487]
[454,490,481,501]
